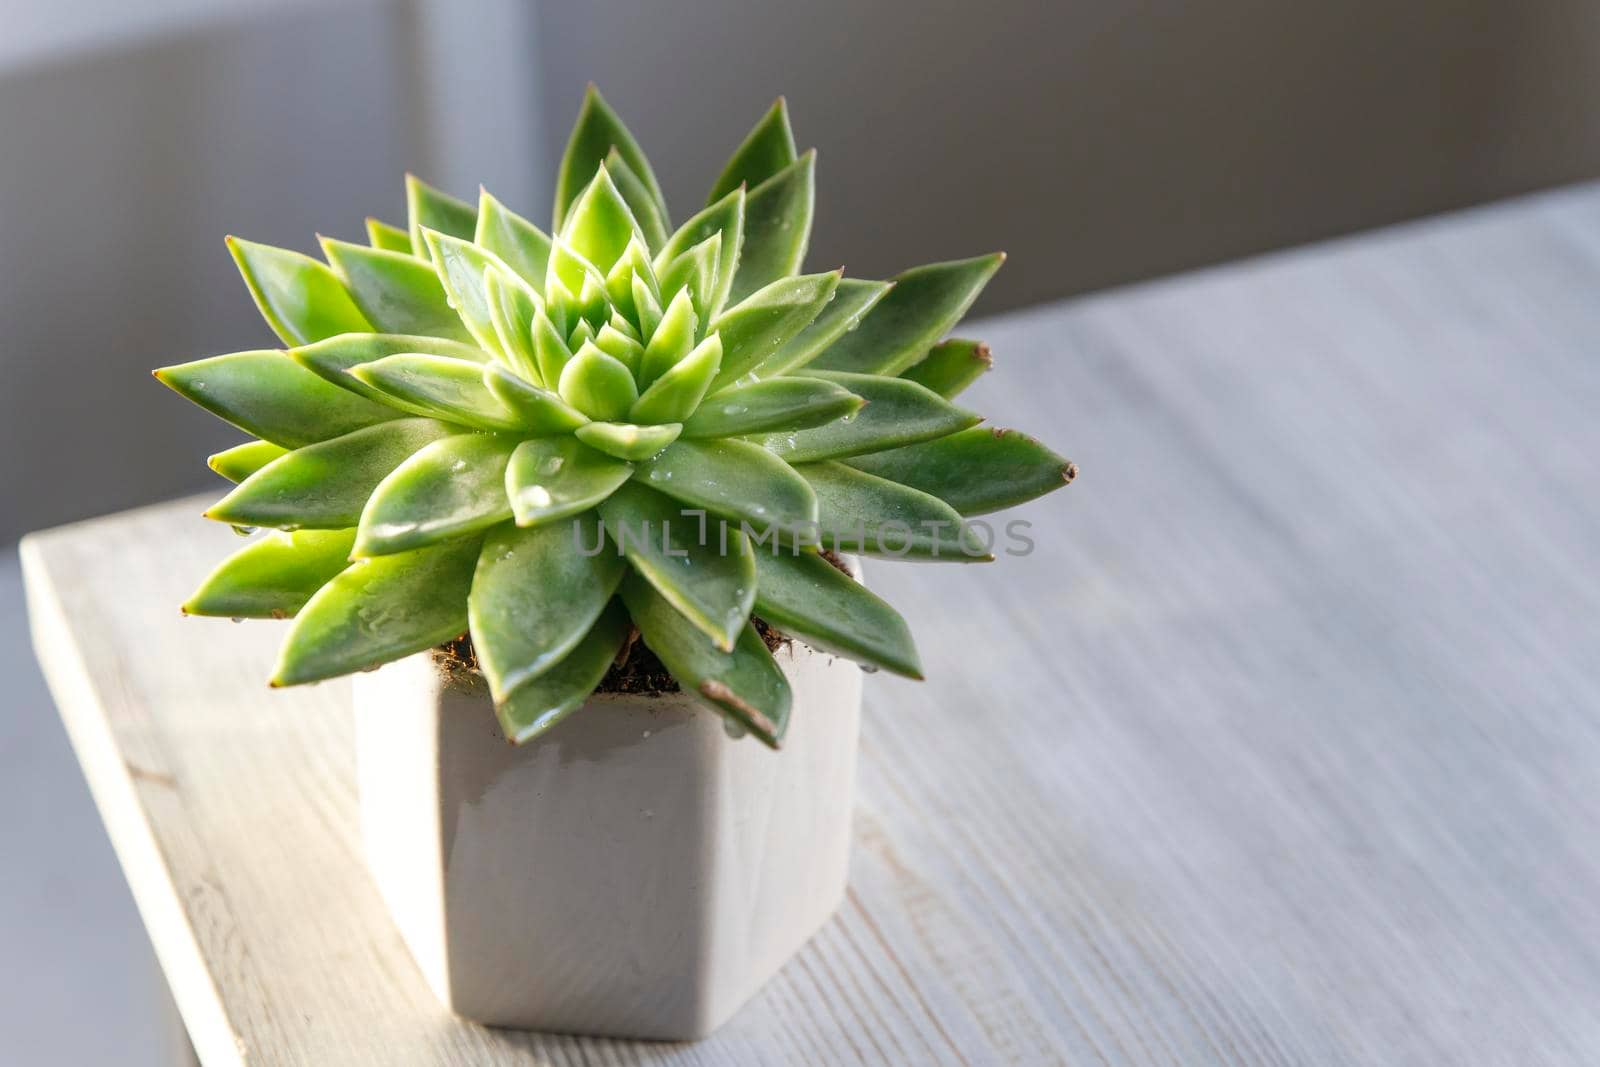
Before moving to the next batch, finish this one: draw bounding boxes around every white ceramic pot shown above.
[352,603,863,1039]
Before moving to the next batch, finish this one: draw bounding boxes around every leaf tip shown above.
[1062,461,1079,485]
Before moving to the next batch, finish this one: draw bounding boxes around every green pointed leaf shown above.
[809,253,1003,375]
[657,234,721,328]
[600,483,756,651]
[155,350,399,449]
[709,97,798,205]
[604,149,669,252]
[763,371,980,462]
[560,165,642,274]
[630,333,721,424]
[604,240,658,332]
[657,188,744,318]
[545,237,608,308]
[469,513,626,701]
[899,338,991,399]
[354,433,517,557]
[632,275,664,339]
[749,278,892,379]
[795,461,991,561]
[709,270,840,389]
[475,190,552,292]
[406,174,477,255]
[638,288,697,389]
[506,437,634,527]
[208,439,289,483]
[635,438,818,533]
[484,267,541,381]
[606,310,641,342]
[729,151,814,305]
[752,552,922,678]
[681,377,862,439]
[531,310,574,387]
[574,421,682,461]
[846,425,1075,515]
[423,230,513,357]
[349,354,522,431]
[183,528,356,619]
[482,363,589,433]
[289,332,490,404]
[227,237,372,347]
[554,86,667,233]
[366,217,413,254]
[272,535,482,685]
[619,573,789,747]
[558,342,638,422]
[495,602,630,743]
[321,237,474,342]
[592,322,644,376]
[206,418,454,530]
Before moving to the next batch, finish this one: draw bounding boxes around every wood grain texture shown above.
[22,183,1600,1065]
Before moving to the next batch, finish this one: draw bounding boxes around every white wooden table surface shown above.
[23,185,1600,1066]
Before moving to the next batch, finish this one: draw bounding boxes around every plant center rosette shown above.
[155,90,1075,747]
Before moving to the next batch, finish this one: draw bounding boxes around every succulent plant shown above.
[155,88,1074,747]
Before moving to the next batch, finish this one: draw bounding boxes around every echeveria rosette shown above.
[155,88,1074,748]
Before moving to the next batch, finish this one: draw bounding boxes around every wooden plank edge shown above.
[20,531,247,1067]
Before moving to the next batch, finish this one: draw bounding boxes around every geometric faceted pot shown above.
[352,572,863,1039]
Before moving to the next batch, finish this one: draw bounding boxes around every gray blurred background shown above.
[3,0,1598,1061]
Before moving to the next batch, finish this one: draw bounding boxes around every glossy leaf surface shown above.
[808,253,1004,375]
[155,350,398,449]
[752,551,922,678]
[599,482,755,651]
[506,437,634,527]
[708,98,797,204]
[558,343,638,422]
[320,238,472,342]
[484,267,541,380]
[495,602,631,744]
[554,86,667,233]
[481,363,589,433]
[796,461,991,560]
[681,377,862,439]
[561,166,641,274]
[638,288,697,389]
[729,151,814,305]
[208,439,288,483]
[749,278,891,379]
[227,237,372,346]
[474,190,552,292]
[630,334,721,424]
[349,354,521,431]
[469,512,625,701]
[846,425,1076,515]
[709,270,840,388]
[604,149,669,251]
[272,535,481,685]
[354,434,517,556]
[620,573,790,747]
[657,188,744,317]
[406,174,477,254]
[635,437,818,532]
[573,420,682,461]
[206,419,453,530]
[183,528,356,619]
[898,337,991,398]
[423,230,513,357]
[289,333,489,403]
[764,371,980,462]
[366,217,412,253]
